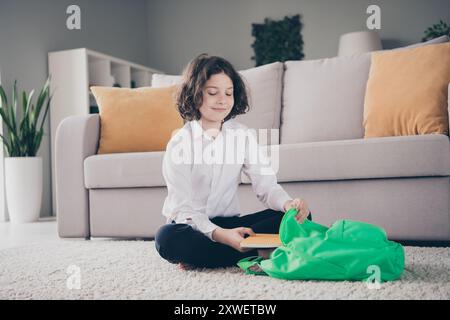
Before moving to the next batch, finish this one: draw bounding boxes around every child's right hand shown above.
[212,227,255,252]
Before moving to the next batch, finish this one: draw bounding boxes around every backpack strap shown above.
[237,256,267,276]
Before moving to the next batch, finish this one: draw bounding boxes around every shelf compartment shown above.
[88,56,113,87]
[111,62,131,88]
[131,68,152,88]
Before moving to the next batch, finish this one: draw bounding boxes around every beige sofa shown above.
[55,36,450,241]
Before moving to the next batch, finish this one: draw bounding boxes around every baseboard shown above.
[394,239,450,247]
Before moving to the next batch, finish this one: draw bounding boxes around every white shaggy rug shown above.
[0,240,449,300]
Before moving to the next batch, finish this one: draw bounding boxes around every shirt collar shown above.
[191,119,231,141]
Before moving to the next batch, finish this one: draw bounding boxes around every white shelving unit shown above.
[48,48,164,216]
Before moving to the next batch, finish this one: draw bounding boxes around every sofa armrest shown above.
[55,114,100,238]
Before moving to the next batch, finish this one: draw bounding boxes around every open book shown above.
[240,233,281,248]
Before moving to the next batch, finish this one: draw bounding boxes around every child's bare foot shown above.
[257,248,275,259]
[178,262,196,270]
[249,264,265,273]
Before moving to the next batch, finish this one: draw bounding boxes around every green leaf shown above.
[22,91,28,115]
[0,76,51,156]
[0,85,8,108]
[20,89,34,135]
[11,81,18,133]
[0,107,15,137]
[38,92,52,133]
[34,77,51,128]
[31,129,44,156]
[0,132,12,157]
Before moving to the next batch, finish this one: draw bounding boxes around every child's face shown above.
[199,72,234,124]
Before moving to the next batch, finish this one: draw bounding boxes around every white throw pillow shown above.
[282,53,372,144]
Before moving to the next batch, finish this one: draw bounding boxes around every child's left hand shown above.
[283,198,310,223]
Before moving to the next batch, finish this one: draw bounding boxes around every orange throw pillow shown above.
[363,42,450,138]
[90,85,183,154]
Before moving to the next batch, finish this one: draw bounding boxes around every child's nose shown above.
[217,94,227,103]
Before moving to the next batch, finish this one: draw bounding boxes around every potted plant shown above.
[251,14,305,66]
[0,76,51,223]
[422,20,450,42]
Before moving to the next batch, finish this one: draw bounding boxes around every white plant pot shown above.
[4,157,42,224]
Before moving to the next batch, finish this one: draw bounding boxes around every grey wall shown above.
[147,0,450,74]
[0,0,150,218]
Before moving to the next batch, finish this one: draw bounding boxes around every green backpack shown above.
[237,208,405,282]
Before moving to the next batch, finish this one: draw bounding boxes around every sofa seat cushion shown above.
[86,135,450,189]
[242,134,450,183]
[84,151,166,189]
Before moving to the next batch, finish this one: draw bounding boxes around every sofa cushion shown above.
[363,42,450,138]
[282,54,371,144]
[90,85,183,154]
[86,135,450,189]
[241,134,450,183]
[152,62,283,144]
[84,151,166,188]
[281,36,450,145]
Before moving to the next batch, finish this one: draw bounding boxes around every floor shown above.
[1,219,449,299]
[1,219,447,250]
[0,218,60,250]
[0,219,141,250]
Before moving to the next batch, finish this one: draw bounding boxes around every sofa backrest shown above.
[281,35,450,145]
[282,53,372,144]
[152,36,450,146]
[152,62,283,144]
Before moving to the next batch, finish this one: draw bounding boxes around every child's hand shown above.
[212,227,255,252]
[284,198,310,224]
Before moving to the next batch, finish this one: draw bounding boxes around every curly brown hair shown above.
[176,53,250,122]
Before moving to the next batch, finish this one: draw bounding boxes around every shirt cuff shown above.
[190,216,220,241]
[272,186,292,212]
[206,226,220,242]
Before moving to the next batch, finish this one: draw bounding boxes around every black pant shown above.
[154,208,312,269]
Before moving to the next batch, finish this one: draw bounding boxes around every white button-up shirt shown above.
[161,119,292,241]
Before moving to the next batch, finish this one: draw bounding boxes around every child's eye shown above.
[207,91,232,96]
